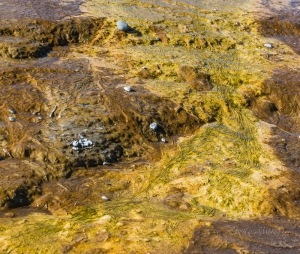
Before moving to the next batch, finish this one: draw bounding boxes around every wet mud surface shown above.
[186,216,300,254]
[0,0,83,21]
[1,0,300,253]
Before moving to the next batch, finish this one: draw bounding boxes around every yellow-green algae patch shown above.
[1,0,300,253]
[0,203,202,253]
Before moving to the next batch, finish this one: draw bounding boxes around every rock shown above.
[8,116,15,122]
[264,43,273,48]
[8,109,15,114]
[124,86,132,92]
[101,195,110,201]
[117,20,130,31]
[150,122,158,130]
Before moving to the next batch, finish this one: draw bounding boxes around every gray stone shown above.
[117,20,129,31]
[8,116,15,122]
[264,43,273,48]
[150,122,158,130]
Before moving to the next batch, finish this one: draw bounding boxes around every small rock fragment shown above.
[101,195,110,201]
[69,138,93,151]
[72,140,79,147]
[8,109,15,114]
[8,116,15,122]
[264,43,273,48]
[161,138,166,143]
[150,122,158,130]
[124,86,132,92]
[117,20,129,31]
[81,138,93,147]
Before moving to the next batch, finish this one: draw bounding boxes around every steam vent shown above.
[1,0,300,253]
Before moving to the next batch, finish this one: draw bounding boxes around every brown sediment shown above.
[185,216,300,253]
[258,7,300,55]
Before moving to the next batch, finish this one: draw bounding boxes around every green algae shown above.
[1,0,299,253]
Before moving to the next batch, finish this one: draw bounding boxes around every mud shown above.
[185,216,300,254]
[0,0,83,21]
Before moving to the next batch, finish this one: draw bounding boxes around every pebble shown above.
[69,138,93,151]
[8,116,15,122]
[161,138,166,143]
[8,109,15,114]
[81,138,93,147]
[150,122,158,130]
[72,140,79,147]
[117,20,129,31]
[124,86,132,92]
[264,43,273,48]
[101,195,110,201]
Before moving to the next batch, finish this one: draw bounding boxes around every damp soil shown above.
[185,216,300,254]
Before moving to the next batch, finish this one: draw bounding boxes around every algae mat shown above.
[1,0,300,253]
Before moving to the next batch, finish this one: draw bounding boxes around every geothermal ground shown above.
[0,0,300,253]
